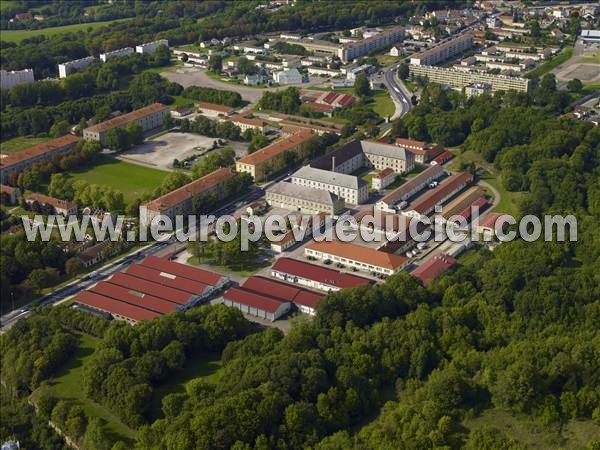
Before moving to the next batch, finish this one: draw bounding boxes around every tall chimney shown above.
[332,156,336,172]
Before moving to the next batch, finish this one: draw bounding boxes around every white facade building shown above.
[100,47,134,62]
[58,56,96,78]
[274,68,303,85]
[0,68,34,90]
[136,39,169,54]
[290,166,368,205]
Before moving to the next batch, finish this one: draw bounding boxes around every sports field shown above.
[67,156,168,202]
[1,18,126,43]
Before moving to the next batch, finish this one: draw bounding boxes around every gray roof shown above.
[291,166,366,190]
[267,181,341,205]
[380,164,445,205]
[360,141,412,160]
[310,140,364,171]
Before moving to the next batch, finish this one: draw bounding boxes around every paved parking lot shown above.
[120,132,216,170]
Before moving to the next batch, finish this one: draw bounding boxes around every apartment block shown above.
[58,56,96,78]
[139,168,235,227]
[235,130,313,182]
[409,64,530,93]
[339,26,404,63]
[290,166,368,205]
[100,47,134,62]
[266,181,345,215]
[136,39,169,54]
[410,34,474,66]
[83,103,170,144]
[0,68,34,90]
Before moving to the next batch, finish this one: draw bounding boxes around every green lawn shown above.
[0,0,18,10]
[527,46,573,78]
[1,19,127,43]
[1,135,51,154]
[31,334,137,444]
[462,408,600,450]
[149,355,223,420]
[369,90,395,119]
[66,156,168,203]
[448,149,521,217]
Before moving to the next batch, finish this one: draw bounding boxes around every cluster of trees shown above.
[49,173,126,212]
[79,306,254,428]
[391,74,573,148]
[272,42,306,56]
[104,122,144,151]
[178,115,241,140]
[191,147,236,179]
[182,85,242,107]
[1,70,180,140]
[257,87,301,114]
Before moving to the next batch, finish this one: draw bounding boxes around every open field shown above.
[0,135,51,155]
[0,19,127,43]
[370,90,395,119]
[120,132,216,170]
[31,334,136,444]
[462,408,600,450]
[67,156,168,202]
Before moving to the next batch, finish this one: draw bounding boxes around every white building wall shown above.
[0,69,34,90]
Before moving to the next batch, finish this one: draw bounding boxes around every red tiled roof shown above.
[126,264,209,295]
[84,103,168,133]
[380,164,445,206]
[228,115,266,127]
[108,272,192,305]
[91,281,178,314]
[224,286,286,313]
[411,253,456,285]
[0,185,17,194]
[335,94,355,108]
[304,101,335,113]
[432,150,454,164]
[479,212,513,230]
[75,290,160,322]
[293,290,323,309]
[409,172,473,215]
[320,91,338,104]
[242,276,303,302]
[458,196,487,223]
[143,168,235,212]
[197,102,234,113]
[306,241,407,270]
[26,192,76,210]
[271,257,372,289]
[0,135,80,170]
[237,130,313,166]
[375,167,395,179]
[139,255,223,286]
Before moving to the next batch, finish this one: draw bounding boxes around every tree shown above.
[126,122,144,146]
[237,56,257,75]
[354,73,371,98]
[83,418,112,450]
[528,20,541,37]
[104,127,130,151]
[180,53,189,62]
[48,173,75,199]
[397,63,409,80]
[65,257,83,276]
[209,54,223,73]
[566,78,582,93]
[247,132,270,153]
[540,73,557,92]
[49,120,70,138]
[163,113,173,130]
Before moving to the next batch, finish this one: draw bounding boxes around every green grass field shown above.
[1,19,126,43]
[0,0,18,10]
[0,135,51,154]
[462,408,600,450]
[31,334,137,444]
[370,90,395,119]
[66,156,168,203]
[149,355,223,420]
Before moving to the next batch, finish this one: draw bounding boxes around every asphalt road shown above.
[382,63,413,120]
